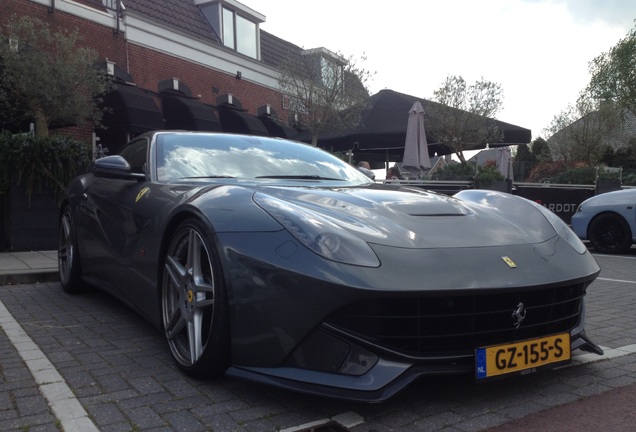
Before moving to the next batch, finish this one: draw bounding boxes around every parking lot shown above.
[1,250,636,432]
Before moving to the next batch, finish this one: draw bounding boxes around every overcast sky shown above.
[256,0,636,141]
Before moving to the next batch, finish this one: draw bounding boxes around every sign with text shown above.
[514,187,595,224]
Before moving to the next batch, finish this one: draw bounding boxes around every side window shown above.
[119,139,148,174]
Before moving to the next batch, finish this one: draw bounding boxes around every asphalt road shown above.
[1,249,635,431]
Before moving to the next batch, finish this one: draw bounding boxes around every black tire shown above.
[58,205,85,293]
[588,213,632,254]
[161,218,230,378]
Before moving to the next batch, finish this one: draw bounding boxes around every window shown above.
[222,7,257,58]
[282,94,308,113]
[321,57,341,89]
[200,1,264,60]
[100,0,120,13]
[303,48,346,91]
[235,14,256,58]
[222,8,235,51]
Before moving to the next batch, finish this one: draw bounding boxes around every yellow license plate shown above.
[475,333,571,380]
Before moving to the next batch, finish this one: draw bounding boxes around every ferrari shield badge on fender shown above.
[136,187,150,203]
[501,256,517,268]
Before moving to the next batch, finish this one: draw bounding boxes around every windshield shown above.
[155,133,373,184]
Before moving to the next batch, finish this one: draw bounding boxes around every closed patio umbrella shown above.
[496,146,513,180]
[402,101,431,178]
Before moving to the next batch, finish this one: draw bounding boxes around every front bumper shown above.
[217,231,602,401]
[227,310,603,403]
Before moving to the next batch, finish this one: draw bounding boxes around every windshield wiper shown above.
[178,175,236,179]
[256,175,344,181]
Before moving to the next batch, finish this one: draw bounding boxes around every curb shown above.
[0,270,59,286]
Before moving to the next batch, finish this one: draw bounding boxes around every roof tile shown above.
[122,0,306,69]
[124,0,220,42]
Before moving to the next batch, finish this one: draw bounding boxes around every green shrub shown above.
[550,167,597,184]
[432,162,476,181]
[475,165,505,186]
[0,132,92,199]
[621,170,636,186]
[432,162,504,185]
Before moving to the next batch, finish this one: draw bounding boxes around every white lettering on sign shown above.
[545,203,578,213]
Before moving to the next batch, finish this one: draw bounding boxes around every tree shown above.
[277,48,373,146]
[605,138,636,169]
[0,15,110,137]
[515,142,534,162]
[531,137,551,162]
[513,142,535,181]
[427,75,504,164]
[543,90,620,167]
[588,22,636,118]
[543,109,576,166]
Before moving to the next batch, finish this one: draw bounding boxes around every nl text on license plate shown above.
[475,333,570,380]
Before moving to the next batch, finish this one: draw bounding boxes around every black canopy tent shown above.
[97,84,165,154]
[259,115,299,138]
[162,94,222,132]
[100,84,164,134]
[257,105,299,139]
[218,107,269,136]
[307,89,532,165]
[216,94,269,136]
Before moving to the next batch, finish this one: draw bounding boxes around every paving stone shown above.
[162,410,207,432]
[190,399,250,418]
[454,412,508,431]
[98,422,139,432]
[129,376,165,394]
[492,400,545,422]
[2,253,636,432]
[199,413,246,432]
[87,402,127,427]
[228,404,285,424]
[127,406,167,429]
[163,379,201,399]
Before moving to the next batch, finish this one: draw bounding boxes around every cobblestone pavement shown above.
[1,251,635,431]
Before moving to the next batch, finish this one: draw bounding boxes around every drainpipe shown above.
[48,0,55,14]
[114,1,121,34]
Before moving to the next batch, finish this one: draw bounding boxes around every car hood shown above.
[581,188,636,207]
[259,186,556,249]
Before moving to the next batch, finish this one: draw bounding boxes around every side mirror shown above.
[93,155,146,181]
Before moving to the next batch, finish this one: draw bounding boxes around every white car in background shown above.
[571,188,636,254]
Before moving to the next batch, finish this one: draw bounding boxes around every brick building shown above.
[2,1,534,158]
[2,0,311,153]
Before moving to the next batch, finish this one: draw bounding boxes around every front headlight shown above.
[527,199,588,254]
[254,193,380,267]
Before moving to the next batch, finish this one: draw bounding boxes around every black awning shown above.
[258,115,298,138]
[313,89,532,155]
[162,94,222,131]
[218,107,269,136]
[493,119,532,145]
[100,85,164,134]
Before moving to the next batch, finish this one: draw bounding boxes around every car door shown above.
[78,137,151,294]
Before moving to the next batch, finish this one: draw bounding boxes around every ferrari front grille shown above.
[325,283,587,357]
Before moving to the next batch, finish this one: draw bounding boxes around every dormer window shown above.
[303,48,346,90]
[223,7,256,58]
[198,0,264,60]
[321,56,340,89]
